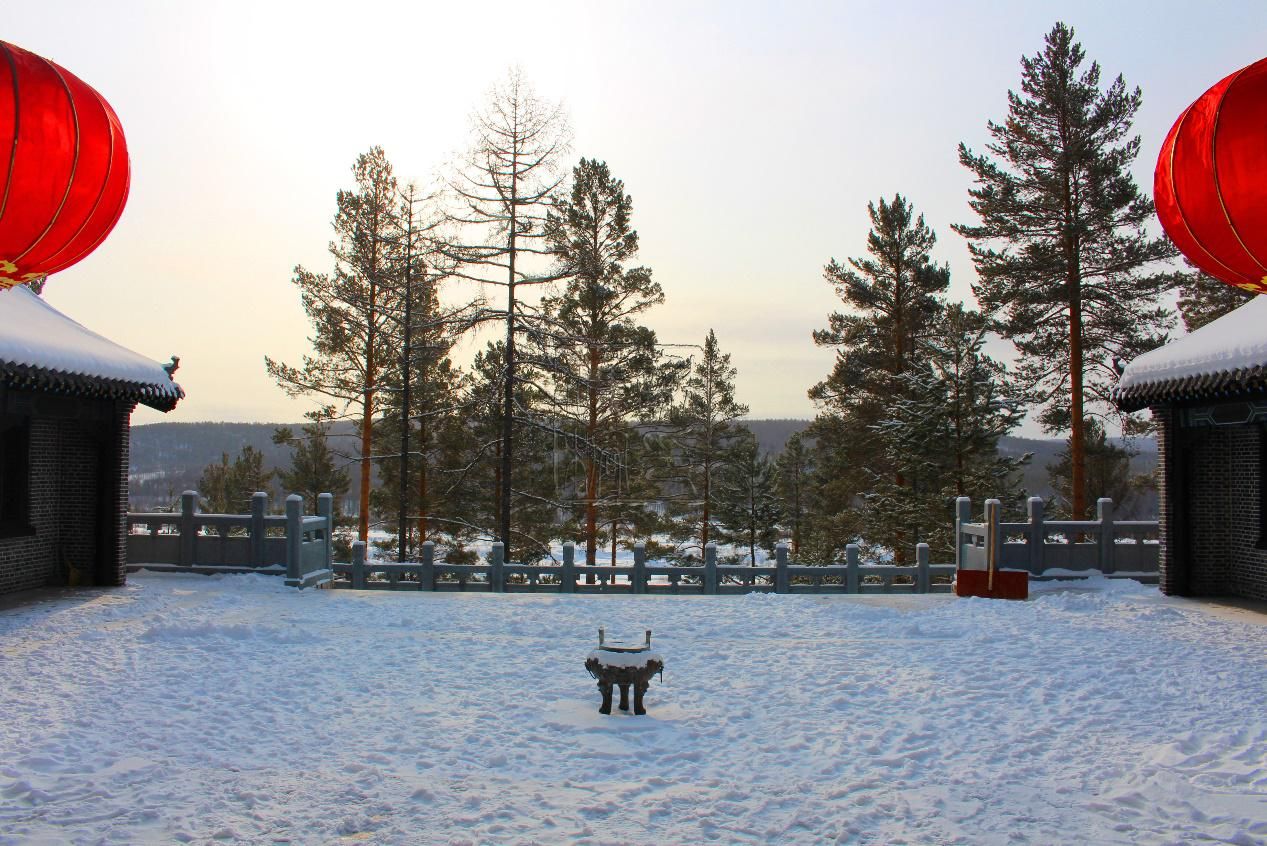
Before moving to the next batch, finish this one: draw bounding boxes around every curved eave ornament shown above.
[0,40,130,289]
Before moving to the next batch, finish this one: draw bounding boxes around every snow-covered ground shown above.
[1,575,1265,845]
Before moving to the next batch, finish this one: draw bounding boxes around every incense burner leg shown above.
[618,682,631,712]
[633,680,648,715]
[598,679,613,715]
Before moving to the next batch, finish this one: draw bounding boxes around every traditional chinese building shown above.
[1113,295,1267,602]
[0,285,182,595]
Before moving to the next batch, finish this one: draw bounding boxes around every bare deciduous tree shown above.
[445,69,570,550]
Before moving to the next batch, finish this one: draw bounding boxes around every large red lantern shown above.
[0,41,130,289]
[1155,56,1267,294]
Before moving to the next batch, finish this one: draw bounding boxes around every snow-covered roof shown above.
[1113,293,1267,411]
[0,285,183,411]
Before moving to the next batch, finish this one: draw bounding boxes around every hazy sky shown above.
[8,1,1266,430]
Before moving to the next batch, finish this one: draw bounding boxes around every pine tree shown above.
[664,329,749,559]
[273,418,351,515]
[869,304,1026,558]
[1174,265,1254,332]
[373,185,472,560]
[531,158,683,566]
[446,342,558,564]
[1048,417,1146,517]
[954,22,1175,519]
[199,446,274,514]
[267,147,402,541]
[446,70,570,551]
[714,434,781,565]
[798,415,866,563]
[774,431,813,558]
[809,194,950,561]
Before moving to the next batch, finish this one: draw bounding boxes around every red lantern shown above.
[1155,56,1267,294]
[0,41,130,289]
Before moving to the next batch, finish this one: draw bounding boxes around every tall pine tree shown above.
[664,329,749,560]
[267,146,402,541]
[954,22,1174,519]
[532,158,683,566]
[373,185,472,560]
[869,303,1026,558]
[809,194,949,561]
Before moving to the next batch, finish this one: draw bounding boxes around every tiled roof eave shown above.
[1,360,184,412]
[1112,364,1267,412]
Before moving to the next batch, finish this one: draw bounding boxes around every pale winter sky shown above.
[7,1,1266,431]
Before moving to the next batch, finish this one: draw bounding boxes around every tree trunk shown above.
[585,344,599,569]
[493,439,502,537]
[500,163,518,553]
[417,411,428,545]
[359,297,375,543]
[398,257,412,563]
[701,455,711,552]
[359,397,373,542]
[791,478,801,558]
[1060,129,1086,521]
[1069,295,1086,519]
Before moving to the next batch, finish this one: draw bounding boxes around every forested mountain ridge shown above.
[128,420,1157,515]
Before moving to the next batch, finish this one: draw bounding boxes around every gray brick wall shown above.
[1222,425,1267,601]
[1186,425,1234,595]
[104,402,134,586]
[0,398,134,596]
[1154,406,1181,595]
[1157,404,1267,602]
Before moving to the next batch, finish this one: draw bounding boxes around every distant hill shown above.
[738,421,1157,516]
[129,419,1158,516]
[127,421,363,510]
[742,419,813,455]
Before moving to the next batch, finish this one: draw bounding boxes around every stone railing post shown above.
[250,492,268,567]
[420,541,435,590]
[317,493,334,572]
[955,496,972,571]
[1097,497,1115,575]
[1027,496,1045,576]
[846,543,860,593]
[916,543,930,593]
[179,490,198,566]
[704,543,718,594]
[490,542,504,592]
[633,543,647,594]
[351,540,366,589]
[561,542,576,593]
[285,494,303,582]
[775,543,789,593]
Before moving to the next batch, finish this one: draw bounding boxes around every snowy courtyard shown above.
[1,574,1265,845]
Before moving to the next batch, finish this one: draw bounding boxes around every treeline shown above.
[241,24,1222,565]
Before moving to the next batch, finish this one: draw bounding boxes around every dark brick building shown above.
[0,285,182,596]
[1114,295,1267,601]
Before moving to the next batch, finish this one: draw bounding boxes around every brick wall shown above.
[1154,405,1182,595]
[103,402,135,586]
[0,398,133,596]
[1163,408,1267,601]
[1221,425,1267,601]
[1185,425,1233,595]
